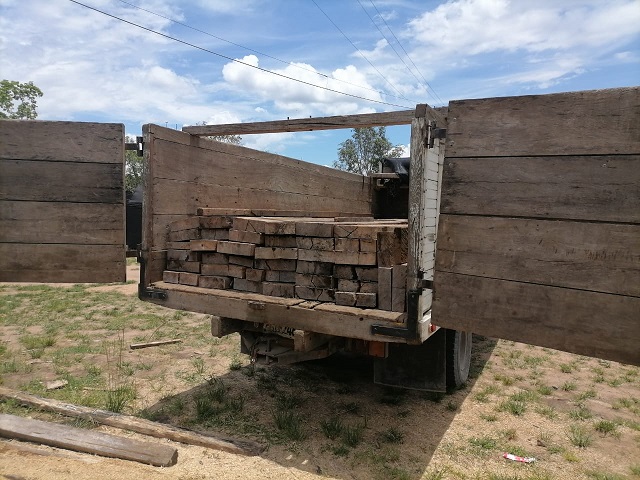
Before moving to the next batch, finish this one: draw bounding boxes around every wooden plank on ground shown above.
[0,387,264,456]
[436,215,640,296]
[446,87,640,157]
[0,414,178,467]
[432,272,640,366]
[182,110,416,136]
[440,155,640,223]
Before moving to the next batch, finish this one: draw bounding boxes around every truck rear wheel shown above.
[446,329,472,390]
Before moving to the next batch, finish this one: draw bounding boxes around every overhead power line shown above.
[368,0,446,106]
[68,0,412,109]
[115,0,411,103]
[309,0,413,103]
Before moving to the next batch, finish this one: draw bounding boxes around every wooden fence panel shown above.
[0,120,125,283]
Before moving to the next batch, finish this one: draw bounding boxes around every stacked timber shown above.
[162,214,408,311]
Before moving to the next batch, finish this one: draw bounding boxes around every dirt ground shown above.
[1,265,638,480]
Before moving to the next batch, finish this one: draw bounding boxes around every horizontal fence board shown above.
[0,244,125,283]
[440,155,640,222]
[147,124,365,183]
[151,179,372,216]
[432,272,640,366]
[182,109,416,135]
[436,215,640,297]
[0,201,123,244]
[0,121,124,163]
[0,159,123,203]
[446,87,640,157]
[153,139,371,203]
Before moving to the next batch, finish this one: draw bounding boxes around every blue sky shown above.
[1,0,638,165]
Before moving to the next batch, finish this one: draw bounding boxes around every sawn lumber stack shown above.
[162,213,408,311]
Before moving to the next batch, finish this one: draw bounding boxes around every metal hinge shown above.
[124,136,144,157]
[427,127,446,149]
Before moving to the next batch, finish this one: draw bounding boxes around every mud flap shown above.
[373,328,446,392]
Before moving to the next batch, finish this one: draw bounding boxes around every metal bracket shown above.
[427,127,447,149]
[420,279,434,290]
[370,289,422,340]
[126,137,144,157]
[136,251,167,300]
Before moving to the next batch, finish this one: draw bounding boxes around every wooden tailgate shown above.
[432,87,640,365]
[0,120,126,283]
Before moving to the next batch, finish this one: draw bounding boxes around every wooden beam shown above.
[0,387,264,456]
[183,109,417,136]
[129,339,182,350]
[0,414,178,467]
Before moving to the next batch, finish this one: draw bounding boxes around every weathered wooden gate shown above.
[433,87,640,365]
[0,121,126,282]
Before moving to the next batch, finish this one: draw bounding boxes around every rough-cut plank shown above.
[0,159,123,203]
[296,274,334,289]
[169,216,200,232]
[183,110,416,135]
[153,140,370,204]
[179,272,199,286]
[227,264,247,279]
[263,282,295,298]
[163,271,180,283]
[150,281,406,342]
[254,247,298,260]
[334,265,356,280]
[440,155,640,223]
[229,229,264,244]
[377,229,408,267]
[202,252,229,265]
[359,239,377,253]
[265,270,296,283]
[335,238,359,252]
[0,201,123,244]
[0,244,125,283]
[217,241,256,257]
[199,216,234,229]
[168,228,200,242]
[436,215,640,297]
[0,414,178,467]
[335,291,357,306]
[130,339,182,350]
[334,223,408,240]
[334,251,376,266]
[189,240,218,252]
[446,87,640,157]
[355,293,377,308]
[0,387,264,456]
[295,237,335,251]
[378,267,393,311]
[296,221,334,238]
[199,275,232,289]
[233,278,262,293]
[201,263,230,276]
[295,286,335,302]
[297,261,333,275]
[254,259,297,271]
[201,229,229,241]
[298,249,335,263]
[0,121,125,163]
[265,235,297,247]
[166,260,200,273]
[228,255,255,267]
[432,273,640,366]
[337,279,359,292]
[355,267,378,282]
[246,268,266,282]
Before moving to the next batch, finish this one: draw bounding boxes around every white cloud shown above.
[195,0,257,14]
[405,0,640,89]
[222,55,385,116]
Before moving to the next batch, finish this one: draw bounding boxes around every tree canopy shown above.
[334,127,404,175]
[0,80,43,119]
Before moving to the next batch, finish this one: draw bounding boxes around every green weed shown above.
[568,425,593,448]
[320,416,343,440]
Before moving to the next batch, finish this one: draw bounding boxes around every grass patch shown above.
[568,425,593,448]
[273,410,306,441]
[594,420,619,437]
[342,424,364,447]
[320,416,343,440]
[469,436,497,451]
[561,381,577,391]
[535,405,558,420]
[569,405,593,421]
[381,427,404,444]
[498,399,526,416]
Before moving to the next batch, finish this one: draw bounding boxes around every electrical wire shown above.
[309,0,413,103]
[68,0,413,109]
[114,0,411,103]
[356,0,437,104]
[368,0,446,106]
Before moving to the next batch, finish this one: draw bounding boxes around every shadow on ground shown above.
[142,334,496,480]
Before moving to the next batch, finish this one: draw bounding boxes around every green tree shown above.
[334,127,404,175]
[125,136,144,193]
[0,80,43,119]
[196,121,242,145]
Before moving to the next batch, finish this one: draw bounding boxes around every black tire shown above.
[446,329,472,390]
